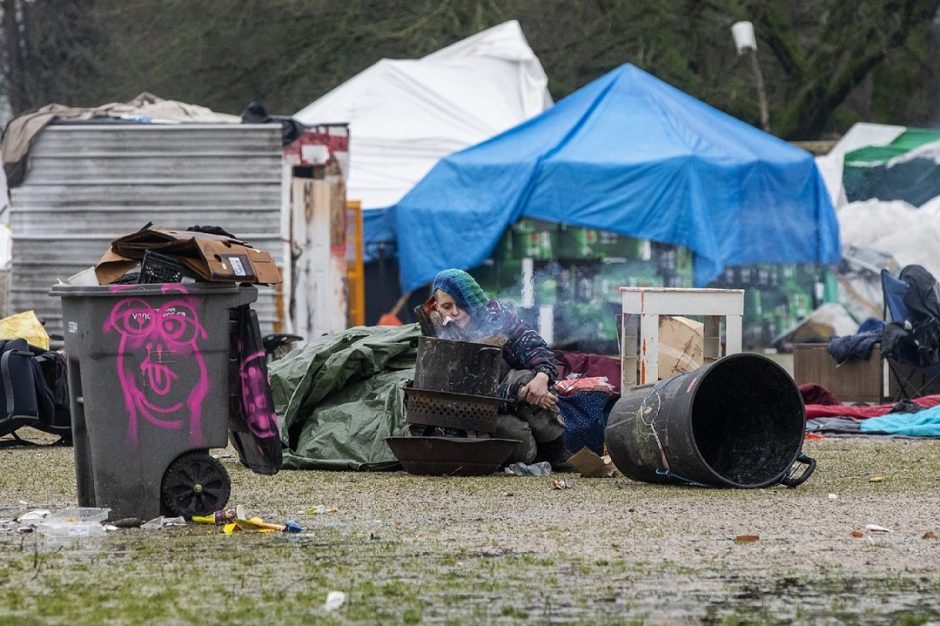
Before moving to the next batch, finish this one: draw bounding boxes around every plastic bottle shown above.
[192,506,242,525]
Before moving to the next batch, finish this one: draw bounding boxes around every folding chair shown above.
[880,268,940,400]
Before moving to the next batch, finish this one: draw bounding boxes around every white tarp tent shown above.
[294,20,552,211]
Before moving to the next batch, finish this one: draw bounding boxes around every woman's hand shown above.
[519,372,557,409]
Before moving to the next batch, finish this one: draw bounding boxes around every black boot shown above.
[537,436,575,473]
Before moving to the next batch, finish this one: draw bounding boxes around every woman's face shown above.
[434,290,470,328]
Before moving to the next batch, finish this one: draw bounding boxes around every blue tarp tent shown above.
[393,63,840,291]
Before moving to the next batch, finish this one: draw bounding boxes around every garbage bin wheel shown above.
[161,451,231,518]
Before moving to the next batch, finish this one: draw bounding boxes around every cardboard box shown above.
[658,315,703,379]
[96,227,282,285]
[793,343,883,403]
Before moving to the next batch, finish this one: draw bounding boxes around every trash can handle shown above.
[780,453,816,488]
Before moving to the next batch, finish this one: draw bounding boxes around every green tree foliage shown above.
[1,0,100,114]
[1,0,938,139]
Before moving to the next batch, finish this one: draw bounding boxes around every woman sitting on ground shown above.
[415,268,572,471]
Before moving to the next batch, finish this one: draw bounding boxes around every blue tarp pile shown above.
[391,63,840,290]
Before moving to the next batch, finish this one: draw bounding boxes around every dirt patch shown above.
[2,433,940,624]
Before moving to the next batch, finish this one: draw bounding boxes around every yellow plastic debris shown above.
[0,310,50,350]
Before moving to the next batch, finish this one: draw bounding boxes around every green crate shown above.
[675,246,693,275]
[823,270,839,303]
[787,289,812,320]
[596,232,648,259]
[557,227,600,259]
[489,229,515,262]
[512,218,561,233]
[743,288,763,324]
[512,231,557,260]
[594,260,662,293]
[661,272,692,288]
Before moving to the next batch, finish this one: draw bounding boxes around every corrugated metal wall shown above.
[9,123,284,336]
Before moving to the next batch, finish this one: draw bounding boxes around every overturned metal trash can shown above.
[605,353,815,488]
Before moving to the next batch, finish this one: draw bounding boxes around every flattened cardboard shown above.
[568,447,621,478]
[94,249,139,285]
[658,315,704,379]
[96,227,281,285]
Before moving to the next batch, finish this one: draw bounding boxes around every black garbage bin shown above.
[51,282,267,520]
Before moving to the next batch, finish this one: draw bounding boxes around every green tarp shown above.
[269,324,420,470]
[843,128,940,207]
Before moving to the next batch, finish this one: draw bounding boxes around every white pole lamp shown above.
[731,21,770,133]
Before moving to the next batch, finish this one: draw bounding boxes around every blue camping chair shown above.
[881,269,910,323]
[880,268,940,400]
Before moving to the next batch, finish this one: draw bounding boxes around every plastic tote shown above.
[605,353,815,488]
[52,283,261,520]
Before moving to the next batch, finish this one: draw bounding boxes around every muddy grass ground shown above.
[1,433,939,625]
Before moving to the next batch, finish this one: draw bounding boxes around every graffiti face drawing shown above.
[104,285,209,447]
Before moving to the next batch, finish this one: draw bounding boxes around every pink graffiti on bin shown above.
[239,350,278,439]
[104,284,209,447]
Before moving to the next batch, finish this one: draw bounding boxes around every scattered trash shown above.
[192,506,244,526]
[304,505,338,515]
[865,524,891,533]
[141,516,187,530]
[504,461,552,476]
[551,479,570,490]
[223,516,303,535]
[323,591,346,612]
[869,475,885,483]
[111,517,143,528]
[851,530,864,538]
[734,535,760,544]
[37,520,105,539]
[923,531,937,540]
[46,508,110,524]
[18,507,111,541]
[827,493,838,500]
[16,509,51,524]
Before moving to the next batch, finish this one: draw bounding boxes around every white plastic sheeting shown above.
[295,20,552,211]
[838,196,940,277]
[820,122,940,278]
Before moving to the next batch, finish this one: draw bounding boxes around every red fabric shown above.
[799,383,840,406]
[805,394,940,419]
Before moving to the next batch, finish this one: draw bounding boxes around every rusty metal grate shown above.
[403,386,501,433]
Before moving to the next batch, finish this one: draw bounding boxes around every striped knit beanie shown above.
[431,269,488,313]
